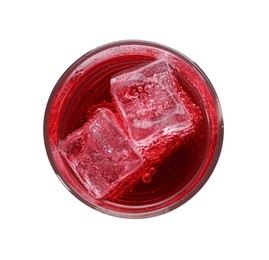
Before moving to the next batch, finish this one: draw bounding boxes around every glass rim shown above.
[44,40,224,218]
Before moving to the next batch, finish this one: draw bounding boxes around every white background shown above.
[0,0,268,259]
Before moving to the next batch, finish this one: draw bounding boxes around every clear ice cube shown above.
[60,108,143,199]
[110,59,192,143]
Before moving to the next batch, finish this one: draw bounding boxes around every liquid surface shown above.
[57,56,209,206]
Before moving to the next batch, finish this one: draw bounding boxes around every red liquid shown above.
[44,41,222,217]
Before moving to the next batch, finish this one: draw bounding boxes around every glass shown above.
[44,40,224,218]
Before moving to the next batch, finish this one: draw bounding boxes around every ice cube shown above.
[60,108,143,199]
[110,59,192,144]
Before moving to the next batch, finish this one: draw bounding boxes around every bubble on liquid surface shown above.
[148,166,156,175]
[142,173,152,183]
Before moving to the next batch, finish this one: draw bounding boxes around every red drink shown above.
[44,41,223,218]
